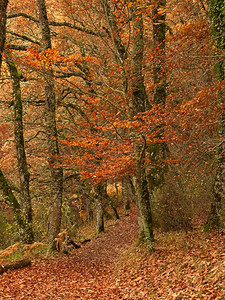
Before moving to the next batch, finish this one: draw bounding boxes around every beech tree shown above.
[1,0,223,250]
[0,0,34,243]
[6,54,34,243]
[207,0,225,228]
[130,2,154,248]
[36,0,63,247]
[0,0,8,70]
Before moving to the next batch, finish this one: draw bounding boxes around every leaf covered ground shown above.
[0,209,225,299]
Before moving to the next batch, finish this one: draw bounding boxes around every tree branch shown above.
[8,12,104,37]
[7,30,41,45]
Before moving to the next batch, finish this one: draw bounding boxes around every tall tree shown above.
[36,0,63,247]
[6,54,34,243]
[0,0,8,70]
[0,0,34,243]
[101,0,155,249]
[147,3,168,189]
[130,3,154,249]
[207,0,225,228]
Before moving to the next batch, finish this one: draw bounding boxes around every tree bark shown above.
[135,143,154,246]
[146,0,168,224]
[6,55,34,243]
[0,0,8,71]
[206,0,225,228]
[0,168,26,232]
[152,0,166,105]
[131,4,154,250]
[0,259,31,274]
[150,0,168,180]
[101,0,155,249]
[94,183,105,234]
[85,197,94,224]
[122,177,131,215]
[36,0,63,247]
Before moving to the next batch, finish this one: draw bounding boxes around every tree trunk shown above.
[94,183,105,234]
[150,0,168,173]
[85,197,94,224]
[0,0,8,71]
[152,0,167,105]
[0,259,31,274]
[6,55,34,243]
[131,4,154,249]
[206,0,225,228]
[0,168,26,233]
[134,145,154,247]
[122,177,131,215]
[36,0,63,247]
[110,200,120,220]
[145,0,168,225]
[106,182,120,220]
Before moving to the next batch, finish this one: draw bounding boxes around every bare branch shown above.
[7,30,41,45]
[8,12,104,37]
[6,44,28,51]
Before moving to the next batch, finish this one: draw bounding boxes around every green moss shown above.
[208,0,225,51]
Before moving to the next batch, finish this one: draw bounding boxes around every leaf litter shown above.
[0,209,225,299]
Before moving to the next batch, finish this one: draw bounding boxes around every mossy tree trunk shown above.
[6,55,34,243]
[206,0,225,228]
[146,0,168,213]
[132,0,168,248]
[135,143,154,246]
[131,4,154,250]
[0,0,31,242]
[150,0,168,177]
[37,0,63,247]
[0,0,8,70]
[0,168,28,239]
[101,0,155,249]
[152,0,166,106]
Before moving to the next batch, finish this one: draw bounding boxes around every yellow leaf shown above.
[158,8,167,15]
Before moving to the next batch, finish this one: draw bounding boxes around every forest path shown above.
[0,211,138,299]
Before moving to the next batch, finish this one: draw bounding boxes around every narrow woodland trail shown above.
[1,210,225,299]
[0,211,138,300]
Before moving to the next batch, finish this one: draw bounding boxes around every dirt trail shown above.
[0,211,138,299]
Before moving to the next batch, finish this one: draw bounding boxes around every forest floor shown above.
[0,208,225,299]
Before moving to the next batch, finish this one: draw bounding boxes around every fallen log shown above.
[0,259,31,274]
[0,243,20,258]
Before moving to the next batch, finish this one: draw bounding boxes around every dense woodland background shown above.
[0,0,224,252]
